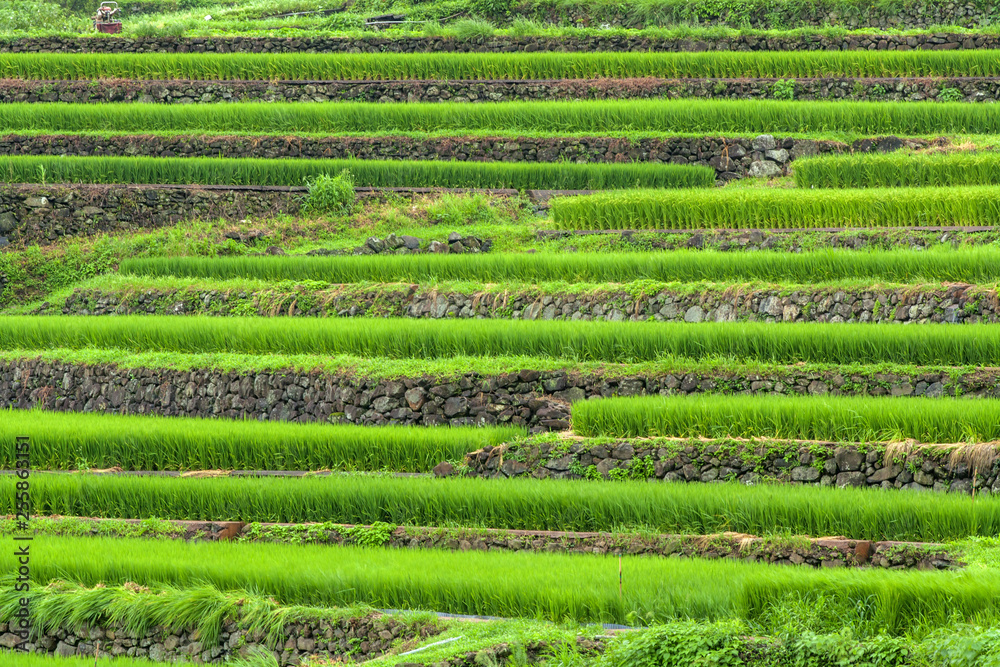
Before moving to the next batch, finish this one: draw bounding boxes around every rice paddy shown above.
[794,151,1000,189]
[6,316,1000,365]
[3,51,1000,81]
[26,536,1000,632]
[549,186,1000,229]
[13,472,1000,541]
[5,100,1000,135]
[0,155,713,190]
[0,410,521,471]
[572,393,1000,443]
[4,8,1000,665]
[120,248,1000,284]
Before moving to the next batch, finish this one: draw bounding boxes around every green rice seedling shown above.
[8,316,1000,366]
[3,100,1000,135]
[21,536,1000,632]
[794,151,1000,189]
[0,409,521,471]
[572,393,1000,443]
[0,155,713,190]
[3,51,1000,81]
[11,473,1000,542]
[119,247,1000,285]
[549,186,1000,230]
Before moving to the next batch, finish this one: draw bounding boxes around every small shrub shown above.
[771,78,796,101]
[937,87,964,102]
[421,20,445,36]
[302,170,355,217]
[470,0,515,20]
[130,21,159,37]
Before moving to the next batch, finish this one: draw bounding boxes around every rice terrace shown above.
[10,0,1000,666]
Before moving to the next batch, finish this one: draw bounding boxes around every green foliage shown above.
[120,246,1000,287]
[573,393,1000,443]
[0,155,713,190]
[0,0,86,32]
[15,314,1000,367]
[937,87,965,103]
[0,409,521,471]
[771,78,795,100]
[550,186,1000,230]
[302,170,356,217]
[601,621,746,666]
[794,151,1000,189]
[339,521,397,547]
[15,472,1000,542]
[8,99,1000,135]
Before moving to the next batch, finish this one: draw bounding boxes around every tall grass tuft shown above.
[0,155,712,190]
[549,186,1000,230]
[572,393,1000,443]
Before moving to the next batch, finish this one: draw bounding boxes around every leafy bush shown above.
[302,170,355,217]
[772,78,796,100]
[1,0,86,31]
[937,86,964,102]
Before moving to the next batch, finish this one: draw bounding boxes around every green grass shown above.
[572,393,1000,443]
[118,247,1000,285]
[0,155,712,190]
[9,316,1000,366]
[0,409,521,471]
[549,186,1000,229]
[5,51,1000,80]
[6,100,1000,135]
[794,151,1000,188]
[21,535,1000,632]
[13,473,1000,542]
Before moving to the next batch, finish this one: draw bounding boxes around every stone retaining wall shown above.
[42,517,958,569]
[1,77,993,104]
[1,614,437,665]
[3,358,999,432]
[249,523,957,569]
[542,226,990,251]
[462,437,999,496]
[0,184,302,245]
[54,283,1000,325]
[0,32,993,54]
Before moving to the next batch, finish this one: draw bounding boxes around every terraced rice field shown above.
[7,1,1000,666]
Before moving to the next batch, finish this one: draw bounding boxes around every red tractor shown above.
[93,2,122,33]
